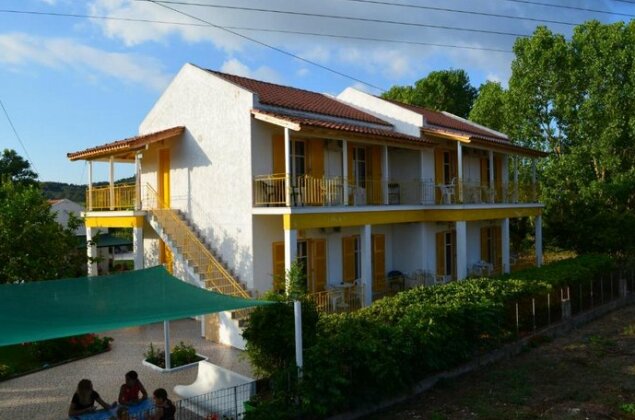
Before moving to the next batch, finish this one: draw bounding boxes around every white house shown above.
[68,63,547,349]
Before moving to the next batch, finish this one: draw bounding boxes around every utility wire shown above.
[338,0,580,27]
[143,0,387,91]
[0,9,512,53]
[0,99,39,175]
[137,0,531,38]
[499,0,635,18]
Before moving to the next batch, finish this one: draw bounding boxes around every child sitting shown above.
[118,370,148,406]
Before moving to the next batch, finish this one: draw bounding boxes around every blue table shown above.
[72,399,154,420]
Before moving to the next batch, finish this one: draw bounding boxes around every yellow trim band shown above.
[284,207,541,230]
[85,216,144,228]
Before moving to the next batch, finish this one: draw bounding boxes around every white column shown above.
[502,218,510,273]
[133,226,144,270]
[109,156,115,210]
[342,140,349,206]
[456,221,467,280]
[361,224,372,306]
[87,161,93,211]
[284,228,298,294]
[284,127,291,206]
[294,300,303,378]
[163,320,171,370]
[457,142,463,202]
[86,227,98,277]
[531,159,537,201]
[535,215,543,267]
[488,150,494,186]
[382,145,389,205]
[514,156,519,203]
[135,153,142,210]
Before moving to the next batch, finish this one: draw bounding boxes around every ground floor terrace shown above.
[0,319,251,420]
[254,204,544,313]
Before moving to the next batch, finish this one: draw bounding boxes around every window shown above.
[296,241,308,285]
[444,232,453,275]
[443,151,452,184]
[291,140,306,178]
[353,235,361,280]
[353,146,366,188]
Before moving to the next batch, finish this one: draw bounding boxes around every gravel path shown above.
[0,319,253,420]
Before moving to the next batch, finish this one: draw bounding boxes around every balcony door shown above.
[436,230,456,279]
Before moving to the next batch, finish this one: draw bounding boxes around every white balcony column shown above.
[360,224,372,306]
[502,218,511,273]
[87,160,93,211]
[135,152,142,210]
[455,221,468,280]
[514,156,519,203]
[531,158,537,201]
[382,145,389,205]
[86,227,98,277]
[284,228,298,294]
[457,142,464,202]
[342,139,349,206]
[535,215,543,267]
[133,226,144,270]
[109,156,115,210]
[284,127,292,206]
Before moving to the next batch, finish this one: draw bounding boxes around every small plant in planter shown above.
[143,341,204,369]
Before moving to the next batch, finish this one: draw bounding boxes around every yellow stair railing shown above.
[144,184,250,299]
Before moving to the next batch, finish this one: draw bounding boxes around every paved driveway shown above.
[0,319,253,419]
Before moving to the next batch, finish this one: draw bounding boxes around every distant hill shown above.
[41,176,135,204]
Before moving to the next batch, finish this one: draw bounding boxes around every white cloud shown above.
[0,33,171,91]
[296,68,309,77]
[300,45,330,63]
[220,58,281,83]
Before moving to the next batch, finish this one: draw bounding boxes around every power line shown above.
[143,0,388,91]
[0,99,39,175]
[138,0,531,38]
[338,0,579,27]
[0,9,513,53]
[499,0,635,18]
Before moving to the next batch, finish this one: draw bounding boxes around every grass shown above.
[370,304,635,419]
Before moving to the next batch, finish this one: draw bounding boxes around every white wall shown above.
[51,199,87,236]
[337,88,423,137]
[392,223,423,275]
[467,221,481,269]
[251,215,284,294]
[139,64,257,290]
[463,155,481,183]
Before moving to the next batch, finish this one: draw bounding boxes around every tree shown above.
[382,69,478,118]
[0,149,38,187]
[469,81,508,132]
[0,152,85,283]
[507,21,635,256]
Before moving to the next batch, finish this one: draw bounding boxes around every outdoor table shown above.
[73,399,154,420]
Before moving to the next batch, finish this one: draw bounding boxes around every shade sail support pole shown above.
[294,300,303,379]
[164,320,171,370]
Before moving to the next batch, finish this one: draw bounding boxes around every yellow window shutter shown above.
[272,135,285,175]
[308,139,324,178]
[480,227,489,263]
[372,234,386,292]
[347,143,354,183]
[493,226,502,269]
[342,236,356,282]
[480,157,489,187]
[494,155,503,197]
[310,239,327,292]
[368,146,383,204]
[436,232,445,275]
[451,230,457,278]
[272,241,285,292]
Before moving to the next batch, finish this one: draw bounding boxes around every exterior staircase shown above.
[144,185,252,333]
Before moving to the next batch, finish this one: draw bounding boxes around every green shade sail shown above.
[76,233,133,249]
[0,266,269,346]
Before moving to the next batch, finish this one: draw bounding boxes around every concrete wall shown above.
[252,215,284,294]
[51,199,87,236]
[139,63,257,289]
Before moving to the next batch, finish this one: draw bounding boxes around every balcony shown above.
[86,184,138,211]
[253,174,540,207]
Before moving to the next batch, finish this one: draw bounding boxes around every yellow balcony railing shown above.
[86,183,137,211]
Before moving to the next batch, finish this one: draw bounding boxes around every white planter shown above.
[142,354,208,373]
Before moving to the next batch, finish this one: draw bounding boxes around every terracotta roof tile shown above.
[209,70,391,126]
[251,109,432,146]
[384,99,509,142]
[67,126,185,161]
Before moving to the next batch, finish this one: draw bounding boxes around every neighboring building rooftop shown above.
[208,70,392,127]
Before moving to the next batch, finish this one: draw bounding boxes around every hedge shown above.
[243,254,615,419]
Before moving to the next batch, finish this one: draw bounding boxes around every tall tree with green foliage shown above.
[469,81,508,132]
[0,149,38,187]
[507,21,635,256]
[382,69,477,118]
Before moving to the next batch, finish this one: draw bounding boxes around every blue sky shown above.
[0,0,631,183]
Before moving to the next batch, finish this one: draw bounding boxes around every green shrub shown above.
[144,342,202,369]
[31,334,112,364]
[0,364,11,379]
[247,254,619,418]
